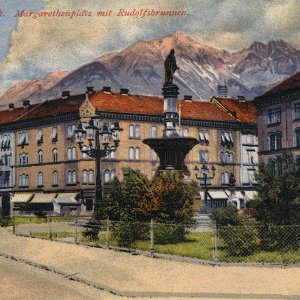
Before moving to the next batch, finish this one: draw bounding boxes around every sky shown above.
[0,0,299,95]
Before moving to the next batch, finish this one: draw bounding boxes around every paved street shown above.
[0,256,120,300]
[1,227,300,299]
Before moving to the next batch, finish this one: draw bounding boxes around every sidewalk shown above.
[1,227,300,299]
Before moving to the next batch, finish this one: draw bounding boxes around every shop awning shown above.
[30,193,57,204]
[11,193,34,203]
[235,191,246,199]
[244,191,257,200]
[54,193,79,205]
[208,191,229,200]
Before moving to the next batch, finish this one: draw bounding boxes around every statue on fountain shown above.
[164,49,179,85]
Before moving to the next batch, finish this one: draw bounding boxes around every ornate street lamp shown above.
[193,164,216,213]
[75,109,122,218]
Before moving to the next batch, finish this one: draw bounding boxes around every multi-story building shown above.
[0,87,258,214]
[253,71,300,165]
[211,97,258,205]
[0,103,40,214]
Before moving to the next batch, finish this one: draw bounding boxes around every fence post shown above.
[150,219,154,256]
[12,215,16,235]
[212,225,218,263]
[74,219,78,244]
[29,217,32,237]
[105,218,110,248]
[48,216,52,240]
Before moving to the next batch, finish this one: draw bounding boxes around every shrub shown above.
[0,216,12,227]
[113,211,136,247]
[154,223,186,244]
[210,204,244,227]
[219,224,260,256]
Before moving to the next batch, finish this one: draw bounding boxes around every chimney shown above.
[8,103,15,110]
[120,88,129,95]
[23,100,30,107]
[217,85,228,98]
[183,95,192,101]
[102,86,111,94]
[86,86,95,95]
[61,90,70,99]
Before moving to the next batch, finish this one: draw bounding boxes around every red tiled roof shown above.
[178,100,237,122]
[91,92,164,115]
[17,95,85,122]
[0,105,38,125]
[260,71,300,97]
[91,92,238,122]
[212,97,257,124]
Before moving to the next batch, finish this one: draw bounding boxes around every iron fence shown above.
[13,216,300,265]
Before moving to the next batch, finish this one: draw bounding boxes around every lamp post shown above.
[193,164,216,214]
[75,109,122,219]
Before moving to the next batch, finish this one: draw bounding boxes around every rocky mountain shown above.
[0,70,69,108]
[1,31,300,107]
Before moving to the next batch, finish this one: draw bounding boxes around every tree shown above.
[252,153,300,225]
[136,171,198,225]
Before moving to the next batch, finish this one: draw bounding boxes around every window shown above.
[150,149,157,161]
[52,149,58,162]
[51,127,58,142]
[83,170,94,184]
[220,151,233,164]
[268,158,282,175]
[36,129,43,144]
[67,147,76,160]
[150,126,157,138]
[104,169,115,183]
[37,150,43,164]
[66,124,76,139]
[269,132,282,150]
[52,171,58,186]
[199,129,209,143]
[129,147,135,160]
[247,170,254,185]
[67,170,77,184]
[294,103,300,120]
[246,150,255,164]
[17,132,28,145]
[268,107,281,124]
[221,131,233,145]
[294,128,300,148]
[19,174,29,187]
[129,124,140,139]
[221,172,229,185]
[135,148,140,160]
[199,150,209,163]
[37,172,43,186]
[19,153,28,165]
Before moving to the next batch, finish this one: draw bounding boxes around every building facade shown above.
[0,88,258,214]
[253,71,300,165]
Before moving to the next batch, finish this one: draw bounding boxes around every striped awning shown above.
[54,193,79,205]
[11,193,34,203]
[30,193,57,204]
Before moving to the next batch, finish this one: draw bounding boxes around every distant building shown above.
[253,71,300,166]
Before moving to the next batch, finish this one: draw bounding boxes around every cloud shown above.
[0,0,299,95]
